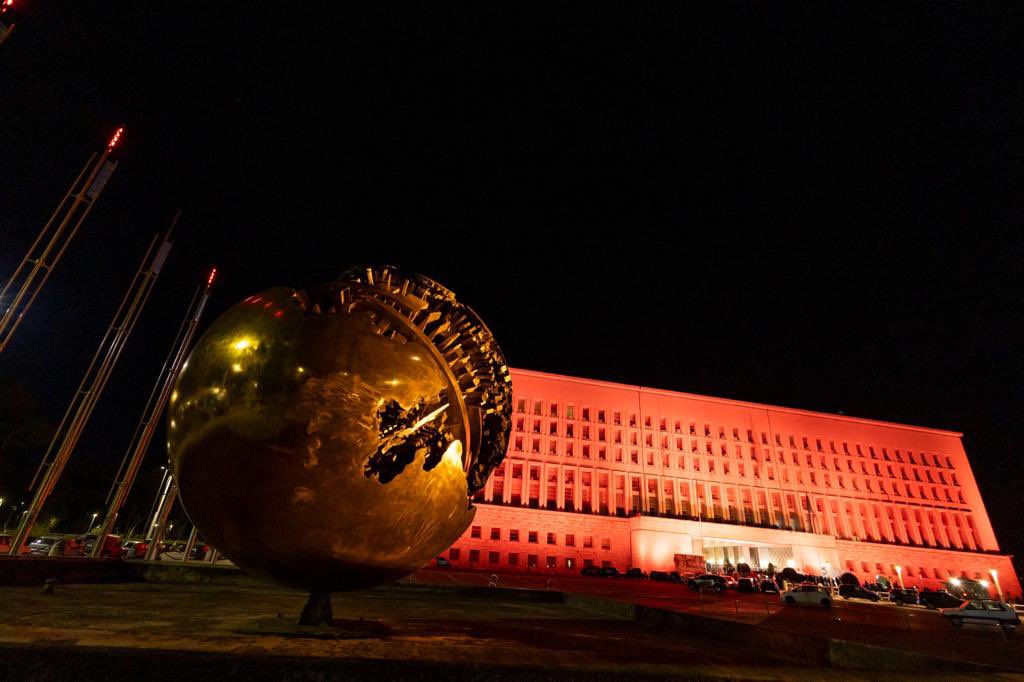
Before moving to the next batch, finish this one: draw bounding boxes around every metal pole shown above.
[0,127,125,354]
[144,481,177,561]
[91,257,215,557]
[9,230,171,556]
[182,526,198,564]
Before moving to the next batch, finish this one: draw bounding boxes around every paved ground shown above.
[0,579,1011,681]
[412,568,1024,672]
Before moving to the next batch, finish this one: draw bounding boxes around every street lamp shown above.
[87,512,98,534]
[894,565,904,590]
[989,569,1004,602]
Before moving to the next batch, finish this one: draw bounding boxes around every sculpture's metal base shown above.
[298,590,333,626]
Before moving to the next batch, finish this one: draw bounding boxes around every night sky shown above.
[1,4,1022,569]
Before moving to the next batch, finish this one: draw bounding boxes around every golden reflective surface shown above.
[168,271,510,592]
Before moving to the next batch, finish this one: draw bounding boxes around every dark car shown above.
[26,536,64,556]
[688,574,728,592]
[80,534,122,558]
[889,588,919,606]
[600,566,621,578]
[649,570,670,581]
[435,556,451,568]
[839,584,881,602]
[121,539,149,559]
[624,568,647,579]
[580,565,602,577]
[919,590,965,609]
[737,577,760,593]
[760,580,780,594]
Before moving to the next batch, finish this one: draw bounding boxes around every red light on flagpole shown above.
[206,267,218,286]
[107,126,125,150]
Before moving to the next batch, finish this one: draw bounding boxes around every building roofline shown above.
[509,367,964,438]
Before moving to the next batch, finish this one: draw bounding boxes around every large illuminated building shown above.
[447,369,1022,598]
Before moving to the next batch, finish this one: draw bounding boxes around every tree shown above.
[839,572,860,586]
[737,562,751,576]
[0,379,55,508]
[780,567,801,585]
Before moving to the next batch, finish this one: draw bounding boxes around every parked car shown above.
[80,534,122,558]
[600,566,621,578]
[649,570,670,581]
[940,599,1020,631]
[918,590,965,610]
[26,536,64,556]
[121,540,149,559]
[889,588,920,606]
[737,577,760,593]
[688,574,728,592]
[839,584,881,602]
[866,583,891,601]
[668,571,682,583]
[580,565,603,577]
[760,580,780,594]
[624,568,647,579]
[435,556,451,568]
[781,583,833,606]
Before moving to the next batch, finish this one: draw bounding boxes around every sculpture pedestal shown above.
[298,590,333,626]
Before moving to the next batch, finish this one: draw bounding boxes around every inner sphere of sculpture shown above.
[167,271,510,593]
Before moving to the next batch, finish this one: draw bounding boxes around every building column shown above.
[503,460,513,504]
[863,503,881,541]
[889,505,909,543]
[484,471,495,504]
[750,487,761,524]
[575,464,582,511]
[916,509,936,546]
[557,465,565,510]
[927,511,948,547]
[590,466,598,513]
[768,489,780,526]
[955,512,975,550]
[876,504,892,541]
[938,512,955,548]
[838,499,857,539]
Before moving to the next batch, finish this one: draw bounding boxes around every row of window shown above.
[513,398,957,471]
[510,436,961,486]
[480,470,984,550]
[496,452,968,506]
[447,548,607,570]
[846,560,987,582]
[468,525,612,549]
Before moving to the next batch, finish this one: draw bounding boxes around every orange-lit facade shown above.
[448,369,1022,598]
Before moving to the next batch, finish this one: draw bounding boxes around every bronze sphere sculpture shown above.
[167,266,511,622]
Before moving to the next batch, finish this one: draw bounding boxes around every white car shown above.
[940,600,1020,631]
[780,583,833,607]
